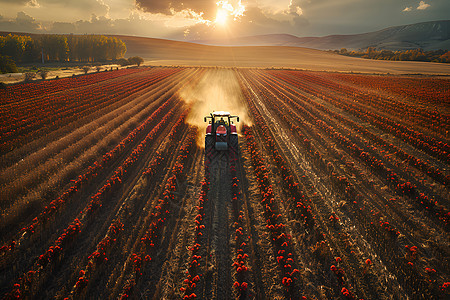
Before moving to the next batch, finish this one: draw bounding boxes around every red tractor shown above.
[204,111,239,159]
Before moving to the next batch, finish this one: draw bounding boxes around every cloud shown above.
[0,0,33,4]
[1,0,449,41]
[43,12,184,38]
[178,4,309,40]
[135,0,217,18]
[27,0,39,7]
[403,1,431,12]
[0,11,41,32]
[0,0,39,7]
[417,1,430,10]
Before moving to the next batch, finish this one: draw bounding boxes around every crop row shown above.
[0,68,144,103]
[228,141,251,299]
[240,69,448,298]
[180,175,209,300]
[254,70,449,228]
[0,95,179,256]
[66,109,191,299]
[277,71,448,136]
[271,71,449,162]
[259,71,448,187]
[70,220,124,297]
[2,103,182,299]
[240,77,364,298]
[1,68,182,153]
[243,125,306,298]
[120,126,197,299]
[325,72,450,106]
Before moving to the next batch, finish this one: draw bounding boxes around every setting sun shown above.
[215,8,228,26]
[214,0,245,27]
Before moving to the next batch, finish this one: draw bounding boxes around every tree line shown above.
[0,34,127,64]
[332,48,449,63]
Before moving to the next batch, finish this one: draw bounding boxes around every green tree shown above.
[117,58,129,66]
[82,66,91,74]
[128,56,144,66]
[23,39,39,63]
[37,69,49,79]
[1,34,23,62]
[40,35,69,62]
[24,72,36,82]
[0,55,18,73]
[0,34,126,64]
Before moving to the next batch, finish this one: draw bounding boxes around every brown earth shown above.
[117,35,450,75]
[1,67,448,300]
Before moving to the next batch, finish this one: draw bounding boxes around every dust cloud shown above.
[179,68,251,148]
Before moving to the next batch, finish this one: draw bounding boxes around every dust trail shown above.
[179,68,251,147]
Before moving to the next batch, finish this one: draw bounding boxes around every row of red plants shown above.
[241,69,447,298]
[0,68,145,103]
[252,70,449,228]
[240,76,365,298]
[276,70,448,136]
[3,103,184,299]
[258,70,448,187]
[70,220,124,297]
[120,126,197,299]
[0,95,180,257]
[325,72,450,106]
[229,141,251,299]
[179,175,209,300]
[243,125,304,299]
[1,68,182,153]
[271,70,449,162]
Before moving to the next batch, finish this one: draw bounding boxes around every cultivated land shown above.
[0,65,449,299]
[2,36,449,85]
[118,35,450,75]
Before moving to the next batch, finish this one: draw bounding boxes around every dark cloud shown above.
[136,0,217,18]
[0,11,41,32]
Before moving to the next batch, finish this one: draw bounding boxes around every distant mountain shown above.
[195,20,450,51]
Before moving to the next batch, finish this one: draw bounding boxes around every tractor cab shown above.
[204,111,239,151]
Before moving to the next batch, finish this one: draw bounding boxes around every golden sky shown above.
[0,0,447,40]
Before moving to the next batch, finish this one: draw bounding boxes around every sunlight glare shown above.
[215,8,228,26]
[215,1,245,26]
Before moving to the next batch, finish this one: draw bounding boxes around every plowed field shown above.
[1,67,449,299]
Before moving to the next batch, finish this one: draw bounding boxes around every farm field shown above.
[0,67,449,299]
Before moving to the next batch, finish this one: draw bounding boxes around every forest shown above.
[332,47,450,63]
[0,34,127,65]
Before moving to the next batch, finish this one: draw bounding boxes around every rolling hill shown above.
[195,20,450,51]
[116,34,450,75]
